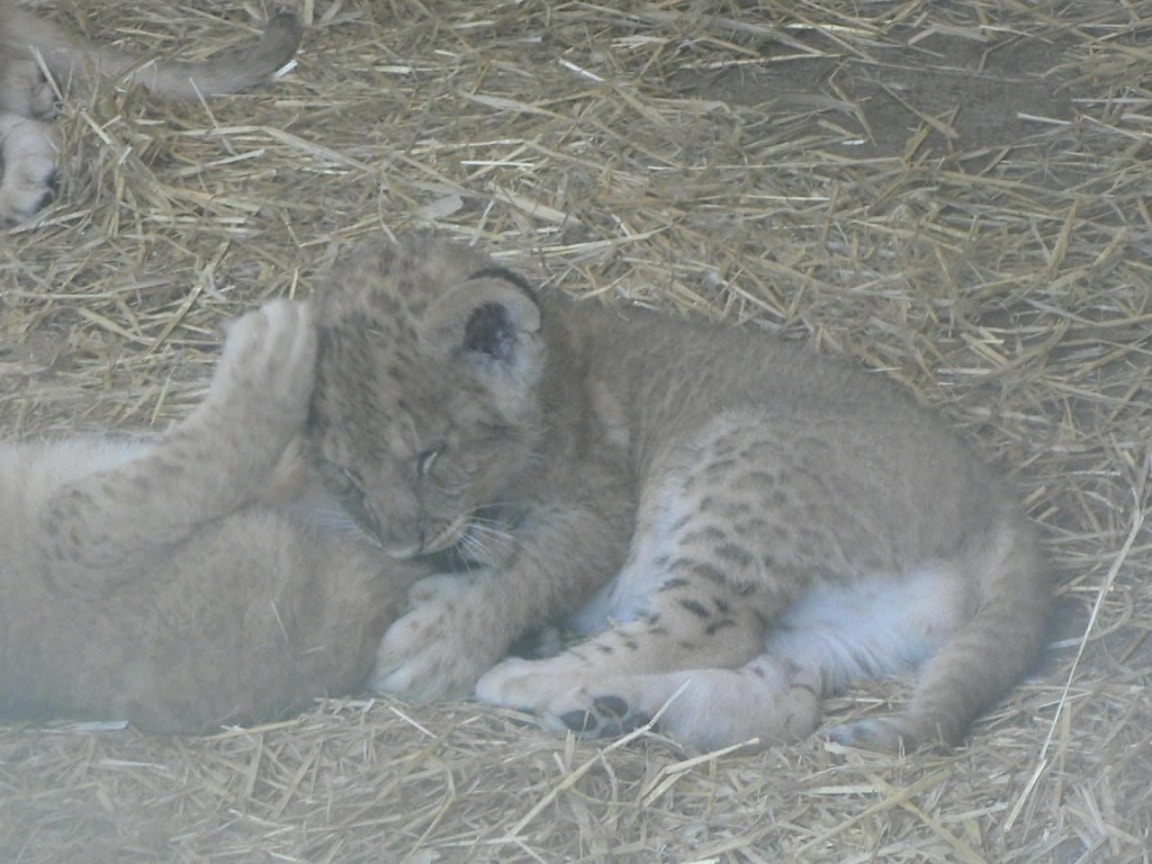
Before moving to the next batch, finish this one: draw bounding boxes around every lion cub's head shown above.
[309,234,545,562]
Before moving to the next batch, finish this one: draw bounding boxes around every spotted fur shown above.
[0,301,422,732]
[311,234,1050,752]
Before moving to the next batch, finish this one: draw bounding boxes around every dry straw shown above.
[1,0,1150,861]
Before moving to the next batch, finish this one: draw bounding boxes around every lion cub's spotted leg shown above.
[41,300,317,571]
[487,654,823,751]
[478,422,813,733]
[476,548,775,728]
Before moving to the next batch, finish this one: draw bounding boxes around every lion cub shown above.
[0,301,422,733]
[0,4,301,224]
[309,234,1050,752]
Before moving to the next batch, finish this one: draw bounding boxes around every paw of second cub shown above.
[214,300,317,425]
[370,578,504,701]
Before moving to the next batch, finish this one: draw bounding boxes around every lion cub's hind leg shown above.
[825,518,1049,751]
[478,563,969,752]
[488,534,1044,754]
[479,410,1047,753]
[477,421,809,744]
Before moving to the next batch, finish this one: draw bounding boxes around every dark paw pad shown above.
[559,709,601,735]
[559,695,653,739]
[34,185,55,213]
[591,695,630,719]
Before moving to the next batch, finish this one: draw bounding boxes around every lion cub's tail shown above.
[1,9,302,100]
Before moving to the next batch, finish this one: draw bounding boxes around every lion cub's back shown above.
[575,298,994,480]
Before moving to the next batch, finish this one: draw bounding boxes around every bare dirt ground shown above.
[1,1,1150,862]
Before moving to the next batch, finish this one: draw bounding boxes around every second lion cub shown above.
[0,301,422,733]
[309,234,1050,752]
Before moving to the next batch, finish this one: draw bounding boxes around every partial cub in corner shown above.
[0,301,425,734]
[0,4,301,224]
[308,233,1051,753]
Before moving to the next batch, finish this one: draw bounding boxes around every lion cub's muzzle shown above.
[381,514,470,560]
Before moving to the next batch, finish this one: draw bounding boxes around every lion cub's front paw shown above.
[370,573,504,701]
[213,300,317,428]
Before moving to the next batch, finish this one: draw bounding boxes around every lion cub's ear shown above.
[420,271,544,389]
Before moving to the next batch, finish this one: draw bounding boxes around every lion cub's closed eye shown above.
[310,233,1050,753]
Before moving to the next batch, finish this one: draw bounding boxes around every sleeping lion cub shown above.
[309,234,1050,752]
[0,301,423,733]
[0,4,301,224]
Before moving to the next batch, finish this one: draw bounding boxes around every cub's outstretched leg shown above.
[478,416,826,745]
[481,527,1045,752]
[478,413,1049,753]
[0,298,435,731]
[39,300,316,577]
[482,655,823,752]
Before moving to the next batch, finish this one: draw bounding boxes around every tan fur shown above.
[309,234,1050,753]
[0,301,423,733]
[0,4,301,224]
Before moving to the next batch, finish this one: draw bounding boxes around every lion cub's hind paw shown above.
[476,659,656,739]
[556,694,654,739]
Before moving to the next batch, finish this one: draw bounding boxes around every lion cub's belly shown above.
[767,564,970,692]
[569,558,969,694]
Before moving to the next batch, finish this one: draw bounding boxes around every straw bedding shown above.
[1,0,1149,860]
